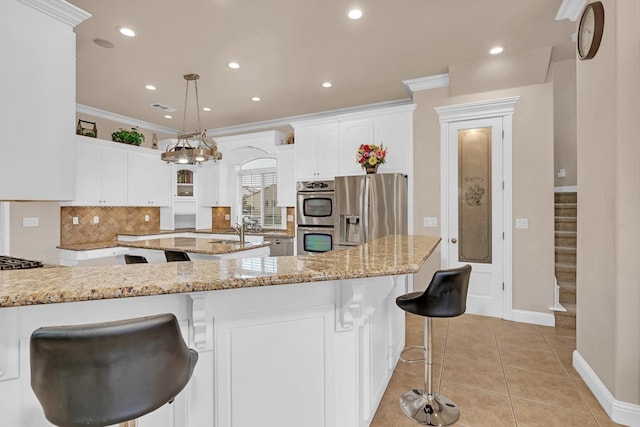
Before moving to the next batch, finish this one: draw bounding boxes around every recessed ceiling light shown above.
[251,96,261,102]
[322,82,332,88]
[145,85,156,91]
[348,9,363,20]
[93,38,114,48]
[164,115,172,119]
[489,46,505,55]
[118,27,136,38]
[228,62,240,69]
[202,107,211,111]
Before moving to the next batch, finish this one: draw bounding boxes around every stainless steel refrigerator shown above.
[334,173,407,248]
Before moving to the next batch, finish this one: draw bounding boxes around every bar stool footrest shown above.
[399,345,426,363]
[399,389,460,426]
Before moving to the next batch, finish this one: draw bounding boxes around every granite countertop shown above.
[58,236,272,254]
[1,235,441,308]
[118,237,270,255]
[116,228,295,238]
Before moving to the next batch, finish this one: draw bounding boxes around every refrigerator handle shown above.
[362,176,369,243]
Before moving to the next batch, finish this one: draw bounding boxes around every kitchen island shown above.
[0,235,440,427]
[57,234,271,265]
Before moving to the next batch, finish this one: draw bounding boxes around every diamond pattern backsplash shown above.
[60,206,161,245]
[212,207,231,229]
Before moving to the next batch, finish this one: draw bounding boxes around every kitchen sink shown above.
[208,239,241,245]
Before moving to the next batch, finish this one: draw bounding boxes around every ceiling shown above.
[68,0,577,133]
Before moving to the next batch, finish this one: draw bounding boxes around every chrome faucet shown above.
[232,221,246,243]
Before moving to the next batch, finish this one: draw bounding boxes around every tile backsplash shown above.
[61,206,160,245]
[212,207,231,229]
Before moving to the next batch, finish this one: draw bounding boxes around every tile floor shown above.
[371,313,625,427]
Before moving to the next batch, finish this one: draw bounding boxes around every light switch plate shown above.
[93,216,99,224]
[515,218,528,229]
[423,217,438,227]
[224,214,230,221]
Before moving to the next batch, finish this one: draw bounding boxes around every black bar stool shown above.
[30,313,198,427]
[164,250,191,262]
[395,265,471,426]
[124,254,148,264]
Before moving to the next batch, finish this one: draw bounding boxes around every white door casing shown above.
[435,97,519,320]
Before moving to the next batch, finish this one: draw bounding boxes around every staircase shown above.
[554,192,577,329]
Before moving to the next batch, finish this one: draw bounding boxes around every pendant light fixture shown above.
[161,73,222,164]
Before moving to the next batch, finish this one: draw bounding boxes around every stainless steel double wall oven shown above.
[296,180,335,255]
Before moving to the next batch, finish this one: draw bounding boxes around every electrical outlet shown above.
[72,217,79,225]
[287,215,294,222]
[515,218,528,229]
[224,214,230,221]
[22,217,39,227]
[557,168,566,178]
[144,215,150,222]
[423,217,438,227]
[93,216,99,224]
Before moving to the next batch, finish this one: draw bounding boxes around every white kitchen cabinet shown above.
[339,106,414,176]
[292,104,415,182]
[0,1,89,200]
[72,138,127,206]
[293,123,340,181]
[276,144,295,206]
[127,151,171,206]
[340,119,373,176]
[373,112,411,174]
[199,162,220,207]
[215,162,233,207]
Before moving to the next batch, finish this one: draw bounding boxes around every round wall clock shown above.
[577,1,605,60]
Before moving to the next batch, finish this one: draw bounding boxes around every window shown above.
[239,159,284,228]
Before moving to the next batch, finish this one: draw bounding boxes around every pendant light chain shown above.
[181,78,189,133]
[194,77,202,131]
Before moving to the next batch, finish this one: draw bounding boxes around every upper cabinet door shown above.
[316,125,340,179]
[148,159,171,206]
[294,124,340,181]
[276,145,295,207]
[127,152,171,206]
[340,120,373,176]
[294,127,319,181]
[127,152,150,206]
[99,146,128,205]
[72,140,127,205]
[74,142,103,204]
[199,162,220,207]
[374,113,410,174]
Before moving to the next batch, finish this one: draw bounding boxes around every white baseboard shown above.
[554,185,577,192]
[573,350,640,427]
[510,309,556,327]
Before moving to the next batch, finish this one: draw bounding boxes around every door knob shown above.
[451,238,457,244]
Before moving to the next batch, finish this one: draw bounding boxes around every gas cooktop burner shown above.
[0,255,44,270]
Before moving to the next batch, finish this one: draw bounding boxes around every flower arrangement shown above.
[357,143,387,168]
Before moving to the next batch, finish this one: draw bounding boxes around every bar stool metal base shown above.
[399,389,460,426]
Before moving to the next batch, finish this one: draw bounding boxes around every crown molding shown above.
[76,104,178,135]
[18,0,91,27]
[434,96,520,123]
[555,0,587,21]
[78,98,413,138]
[403,73,450,95]
[209,98,412,136]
